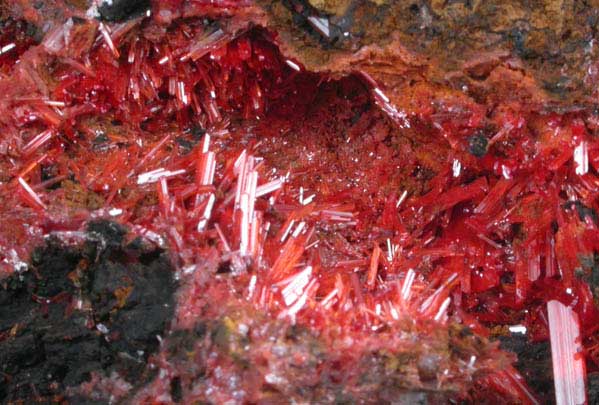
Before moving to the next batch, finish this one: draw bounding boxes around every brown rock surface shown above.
[256,0,599,111]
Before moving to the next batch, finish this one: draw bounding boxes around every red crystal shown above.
[0,1,598,403]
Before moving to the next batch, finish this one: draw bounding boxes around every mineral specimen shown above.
[0,0,598,403]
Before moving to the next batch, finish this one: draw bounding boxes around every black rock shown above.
[589,373,599,404]
[98,0,151,22]
[0,221,175,403]
[468,132,489,157]
[499,333,554,403]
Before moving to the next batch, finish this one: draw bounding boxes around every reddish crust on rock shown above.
[0,1,598,403]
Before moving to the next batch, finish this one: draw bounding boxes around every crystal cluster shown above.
[0,1,598,403]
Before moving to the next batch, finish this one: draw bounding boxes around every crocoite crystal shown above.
[0,0,598,403]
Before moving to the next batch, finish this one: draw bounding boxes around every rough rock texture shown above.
[258,0,599,107]
[0,221,175,402]
[499,333,555,404]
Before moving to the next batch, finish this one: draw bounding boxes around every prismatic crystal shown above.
[0,0,598,403]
